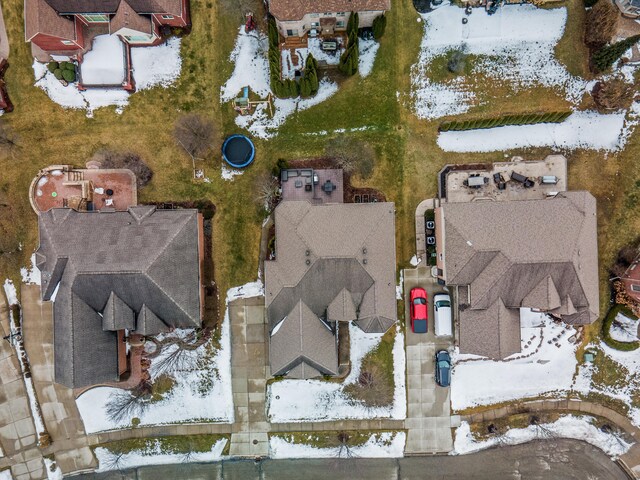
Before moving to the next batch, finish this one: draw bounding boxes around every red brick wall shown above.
[151,0,190,28]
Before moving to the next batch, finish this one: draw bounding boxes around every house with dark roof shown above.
[24,0,189,57]
[435,191,599,359]
[266,0,390,39]
[36,205,204,388]
[265,197,397,379]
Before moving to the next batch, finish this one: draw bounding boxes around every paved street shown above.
[403,266,455,454]
[83,439,629,479]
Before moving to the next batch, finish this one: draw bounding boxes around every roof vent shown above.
[305,250,310,256]
[363,259,368,265]
[362,248,367,254]
[305,259,311,265]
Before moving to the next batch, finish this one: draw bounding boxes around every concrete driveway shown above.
[403,266,455,454]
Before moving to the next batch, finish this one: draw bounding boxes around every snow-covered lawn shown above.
[33,36,181,116]
[94,438,227,472]
[358,38,380,78]
[453,416,632,457]
[267,324,406,422]
[21,253,41,285]
[437,111,626,152]
[221,27,379,139]
[3,279,17,306]
[80,35,126,86]
[270,431,405,458]
[574,342,640,427]
[610,312,639,343]
[410,2,640,151]
[451,315,578,410]
[75,282,265,433]
[411,3,585,120]
[220,27,271,102]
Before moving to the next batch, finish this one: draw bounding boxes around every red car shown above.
[410,287,428,333]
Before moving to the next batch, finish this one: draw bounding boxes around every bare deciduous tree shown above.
[254,173,280,210]
[336,431,356,458]
[324,136,376,179]
[105,382,152,424]
[150,344,199,376]
[91,149,153,188]
[0,122,18,153]
[174,114,216,160]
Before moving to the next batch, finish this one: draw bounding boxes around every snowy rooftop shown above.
[80,35,126,87]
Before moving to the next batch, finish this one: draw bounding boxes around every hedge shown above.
[439,111,572,132]
[602,304,640,351]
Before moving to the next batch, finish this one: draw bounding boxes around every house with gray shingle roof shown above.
[435,191,599,359]
[36,205,203,388]
[265,198,396,379]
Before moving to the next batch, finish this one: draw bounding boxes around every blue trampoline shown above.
[222,134,255,169]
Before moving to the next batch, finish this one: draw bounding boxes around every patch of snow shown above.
[411,3,587,120]
[236,79,338,139]
[270,432,405,458]
[519,308,547,329]
[409,255,420,267]
[37,177,48,187]
[359,38,380,78]
[453,416,632,458]
[81,35,126,86]
[43,458,63,480]
[610,312,639,343]
[221,164,243,181]
[50,170,63,176]
[220,26,271,102]
[267,327,406,422]
[437,111,626,152]
[21,254,42,286]
[396,270,404,300]
[131,37,182,90]
[77,280,262,432]
[0,470,12,480]
[451,317,577,410]
[344,323,383,383]
[33,37,181,115]
[3,279,18,305]
[94,438,227,472]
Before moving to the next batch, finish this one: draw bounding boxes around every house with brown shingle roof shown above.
[435,191,599,359]
[265,196,397,379]
[267,0,390,38]
[24,0,190,59]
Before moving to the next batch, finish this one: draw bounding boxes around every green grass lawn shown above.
[0,0,639,351]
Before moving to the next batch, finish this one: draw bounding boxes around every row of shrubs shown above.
[438,111,572,132]
[47,61,76,83]
[339,12,360,76]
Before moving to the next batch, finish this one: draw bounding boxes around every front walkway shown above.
[229,295,270,456]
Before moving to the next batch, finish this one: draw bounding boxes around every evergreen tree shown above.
[592,35,640,72]
[372,14,387,39]
[300,77,312,97]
